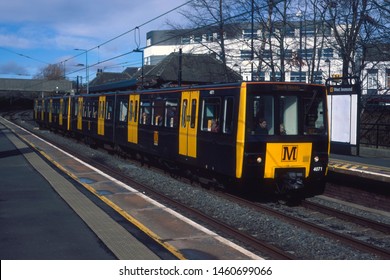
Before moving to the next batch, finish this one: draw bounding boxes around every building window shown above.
[181,36,190,44]
[253,71,265,81]
[291,71,306,82]
[321,48,334,58]
[193,34,202,43]
[367,69,378,95]
[270,71,282,82]
[302,25,316,36]
[312,71,323,84]
[367,69,378,89]
[206,33,213,42]
[242,29,258,39]
[300,48,314,59]
[240,50,252,59]
[285,26,295,37]
[284,49,293,59]
[386,69,390,89]
[260,50,272,59]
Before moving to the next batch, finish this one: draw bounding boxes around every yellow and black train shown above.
[34,82,329,196]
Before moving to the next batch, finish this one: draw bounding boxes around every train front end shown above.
[237,82,329,196]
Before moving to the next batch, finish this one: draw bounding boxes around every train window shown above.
[190,99,197,128]
[181,99,188,128]
[134,101,138,123]
[74,102,78,116]
[129,100,134,122]
[280,96,298,135]
[303,95,326,135]
[129,100,138,123]
[249,95,274,135]
[140,101,151,125]
[119,101,128,122]
[106,101,113,120]
[201,97,220,132]
[89,102,98,119]
[223,97,234,134]
[165,99,178,128]
[83,102,87,118]
[151,99,164,126]
[64,100,68,115]
[98,101,105,119]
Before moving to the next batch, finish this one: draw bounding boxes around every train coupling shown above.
[275,169,305,193]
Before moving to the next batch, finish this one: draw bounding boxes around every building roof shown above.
[0,78,72,92]
[88,53,242,92]
[89,70,131,87]
[144,52,242,85]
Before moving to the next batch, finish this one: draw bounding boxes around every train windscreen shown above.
[247,89,326,136]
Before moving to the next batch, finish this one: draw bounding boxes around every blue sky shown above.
[0,0,187,80]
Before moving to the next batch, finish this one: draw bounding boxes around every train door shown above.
[98,95,106,136]
[179,91,199,158]
[77,97,83,131]
[128,94,139,144]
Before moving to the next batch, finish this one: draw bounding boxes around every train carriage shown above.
[34,81,329,196]
[240,83,328,193]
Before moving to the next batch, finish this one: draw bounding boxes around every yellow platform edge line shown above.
[1,118,186,260]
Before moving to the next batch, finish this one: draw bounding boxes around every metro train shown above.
[34,82,329,196]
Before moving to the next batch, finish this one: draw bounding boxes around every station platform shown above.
[0,121,162,260]
[329,147,390,183]
[0,118,261,260]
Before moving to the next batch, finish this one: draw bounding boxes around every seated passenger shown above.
[256,118,268,135]
[211,119,219,132]
[280,123,286,135]
[155,115,163,126]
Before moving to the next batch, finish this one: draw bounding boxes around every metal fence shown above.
[360,122,390,148]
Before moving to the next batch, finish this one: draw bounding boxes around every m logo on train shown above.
[281,145,298,162]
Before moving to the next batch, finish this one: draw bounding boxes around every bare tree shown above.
[172,0,242,81]
[34,64,65,80]
[168,0,389,85]
[323,0,389,81]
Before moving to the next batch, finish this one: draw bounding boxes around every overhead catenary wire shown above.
[65,0,195,76]
[67,0,268,78]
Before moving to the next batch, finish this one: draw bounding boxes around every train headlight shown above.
[256,157,262,164]
[314,156,319,162]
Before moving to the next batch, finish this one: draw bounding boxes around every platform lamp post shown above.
[74,48,89,94]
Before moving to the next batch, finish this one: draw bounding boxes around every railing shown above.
[360,122,390,148]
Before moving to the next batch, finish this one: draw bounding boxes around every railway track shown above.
[6,110,390,259]
[217,192,390,259]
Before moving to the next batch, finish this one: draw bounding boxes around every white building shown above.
[144,23,390,95]
[144,23,341,83]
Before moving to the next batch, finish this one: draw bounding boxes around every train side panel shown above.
[195,86,240,180]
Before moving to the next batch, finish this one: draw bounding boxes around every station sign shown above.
[326,77,361,155]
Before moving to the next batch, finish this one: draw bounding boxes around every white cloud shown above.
[0,61,29,76]
[0,0,187,77]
